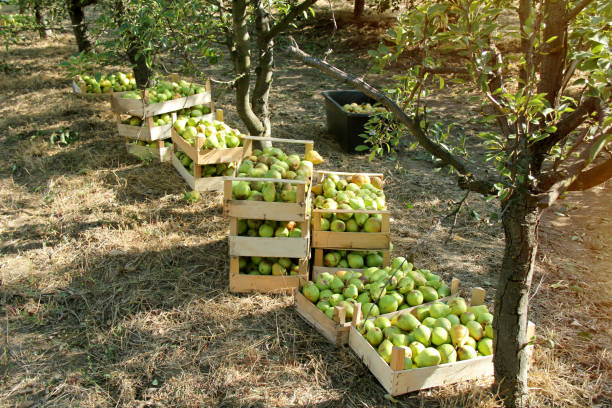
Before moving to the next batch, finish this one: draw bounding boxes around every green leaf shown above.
[355,145,369,152]
[589,133,612,162]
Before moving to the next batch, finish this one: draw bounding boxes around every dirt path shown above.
[0,27,610,407]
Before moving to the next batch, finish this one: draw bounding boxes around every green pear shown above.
[437,343,457,364]
[460,312,476,325]
[450,324,470,347]
[330,276,345,293]
[366,327,383,347]
[377,339,394,363]
[478,337,494,356]
[302,282,319,302]
[390,333,409,347]
[378,295,399,314]
[397,313,421,332]
[466,320,484,341]
[409,341,426,358]
[405,290,424,306]
[431,327,451,346]
[458,345,478,361]
[418,286,439,302]
[414,347,441,368]
[413,325,432,346]
[362,303,380,318]
[429,303,450,318]
[422,317,437,328]
[374,316,391,330]
[434,317,452,331]
[343,284,359,300]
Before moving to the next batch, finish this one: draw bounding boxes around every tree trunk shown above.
[253,3,273,140]
[33,1,52,39]
[494,190,541,408]
[68,0,92,52]
[354,0,365,18]
[230,0,266,137]
[126,44,153,89]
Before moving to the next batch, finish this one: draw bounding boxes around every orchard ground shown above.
[1,8,610,408]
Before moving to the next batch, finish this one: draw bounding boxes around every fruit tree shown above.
[289,0,611,406]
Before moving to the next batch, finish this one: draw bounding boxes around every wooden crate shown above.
[312,209,390,249]
[126,142,173,162]
[71,77,110,100]
[228,256,309,294]
[170,111,245,165]
[110,79,212,117]
[348,287,536,396]
[312,248,391,280]
[312,170,389,250]
[171,110,248,191]
[228,217,311,259]
[223,136,314,222]
[295,278,460,347]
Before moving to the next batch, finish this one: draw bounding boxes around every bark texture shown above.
[494,191,541,408]
[68,0,93,52]
[33,1,52,39]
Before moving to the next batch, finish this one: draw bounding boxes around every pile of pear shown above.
[313,173,385,233]
[239,256,301,276]
[231,146,323,203]
[121,80,207,102]
[322,248,389,269]
[342,103,386,114]
[79,72,136,93]
[359,296,494,369]
[174,118,243,150]
[174,150,236,177]
[301,257,453,321]
[123,105,209,127]
[238,219,303,238]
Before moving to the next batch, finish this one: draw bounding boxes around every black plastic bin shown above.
[323,90,376,153]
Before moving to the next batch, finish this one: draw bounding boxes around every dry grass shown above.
[0,22,610,408]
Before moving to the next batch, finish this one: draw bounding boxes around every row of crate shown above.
[75,78,523,397]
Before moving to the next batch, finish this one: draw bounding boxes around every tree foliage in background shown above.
[289,0,610,407]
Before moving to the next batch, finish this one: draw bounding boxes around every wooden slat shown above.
[470,287,487,306]
[390,346,406,371]
[295,291,348,345]
[349,326,394,393]
[224,200,307,222]
[311,231,390,250]
[171,154,226,192]
[117,123,172,141]
[229,272,306,294]
[126,143,172,162]
[391,355,493,396]
[228,236,310,258]
[111,90,211,116]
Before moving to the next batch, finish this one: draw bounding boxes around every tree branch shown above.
[537,130,611,207]
[287,38,496,195]
[532,96,600,166]
[266,0,318,42]
[567,158,612,191]
[564,0,595,24]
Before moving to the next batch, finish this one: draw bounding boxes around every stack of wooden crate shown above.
[110,78,213,162]
[223,136,315,293]
[310,170,391,279]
